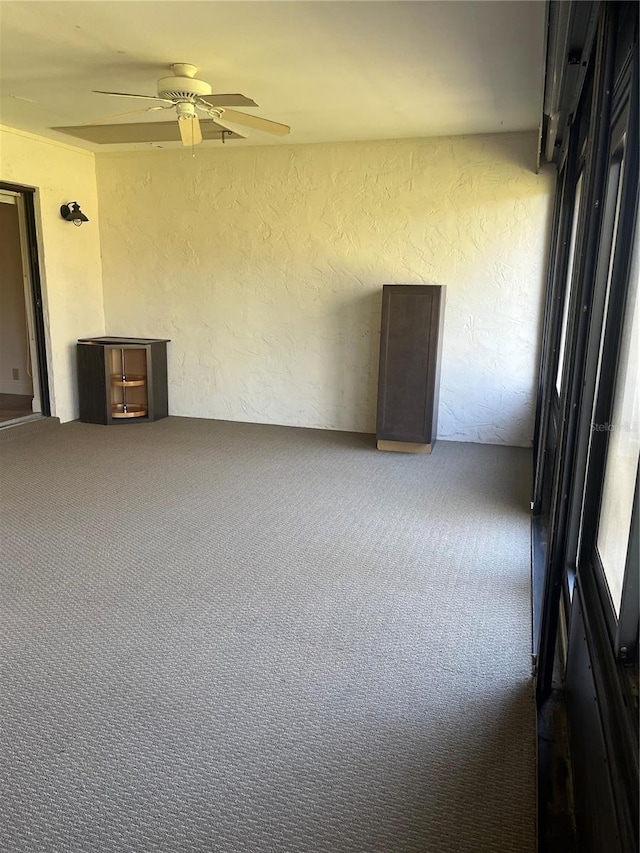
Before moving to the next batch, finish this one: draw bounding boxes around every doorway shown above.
[0,187,49,425]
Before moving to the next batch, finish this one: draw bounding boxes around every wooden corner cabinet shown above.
[77,337,170,425]
[376,285,445,454]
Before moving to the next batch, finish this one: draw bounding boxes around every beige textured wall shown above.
[0,126,104,422]
[96,131,554,445]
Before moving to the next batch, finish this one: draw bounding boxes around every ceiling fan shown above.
[52,63,290,146]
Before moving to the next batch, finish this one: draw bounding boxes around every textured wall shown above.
[0,127,104,422]
[96,132,554,445]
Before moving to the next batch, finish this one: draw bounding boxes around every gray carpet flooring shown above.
[0,417,535,852]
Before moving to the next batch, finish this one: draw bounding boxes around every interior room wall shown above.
[0,201,32,396]
[97,131,554,445]
[0,126,105,422]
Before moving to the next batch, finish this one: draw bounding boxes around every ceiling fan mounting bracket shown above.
[170,63,198,78]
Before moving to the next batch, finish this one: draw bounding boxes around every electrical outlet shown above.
[12,368,20,381]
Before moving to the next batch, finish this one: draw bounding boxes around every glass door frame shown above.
[533,3,639,847]
[531,102,591,663]
[534,34,610,697]
[577,74,639,659]
[535,0,639,710]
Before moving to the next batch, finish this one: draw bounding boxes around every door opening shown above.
[0,187,49,424]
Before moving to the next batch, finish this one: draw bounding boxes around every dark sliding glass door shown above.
[533,2,638,849]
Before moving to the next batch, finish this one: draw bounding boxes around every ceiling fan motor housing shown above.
[157,63,212,101]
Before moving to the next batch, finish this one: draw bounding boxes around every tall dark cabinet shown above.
[77,337,170,425]
[376,285,445,453]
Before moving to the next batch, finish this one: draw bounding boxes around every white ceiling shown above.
[0,0,547,151]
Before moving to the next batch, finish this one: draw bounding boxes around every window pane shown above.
[556,173,584,395]
[576,153,625,570]
[596,217,640,614]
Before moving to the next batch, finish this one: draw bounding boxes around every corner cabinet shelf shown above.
[77,337,170,425]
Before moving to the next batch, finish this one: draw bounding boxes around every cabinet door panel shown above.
[376,285,443,445]
[77,344,108,424]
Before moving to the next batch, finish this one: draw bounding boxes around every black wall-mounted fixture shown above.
[60,201,89,226]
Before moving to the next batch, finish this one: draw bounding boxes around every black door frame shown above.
[0,182,51,418]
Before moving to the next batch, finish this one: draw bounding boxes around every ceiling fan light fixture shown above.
[175,102,197,119]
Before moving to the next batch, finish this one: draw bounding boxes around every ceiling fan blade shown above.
[197,94,258,108]
[93,90,174,103]
[54,122,183,143]
[81,105,170,126]
[192,115,203,145]
[220,109,290,136]
[178,115,202,147]
[52,121,245,144]
[210,117,247,139]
